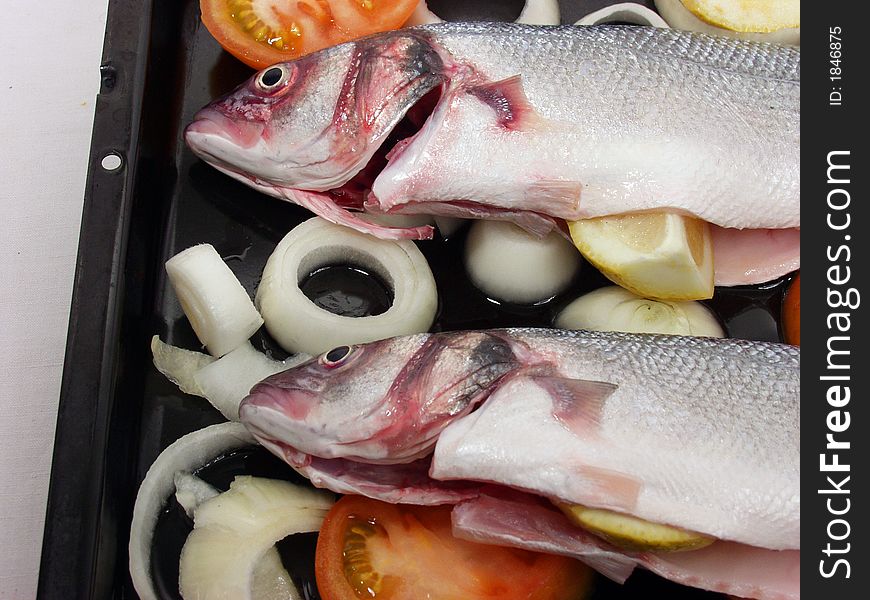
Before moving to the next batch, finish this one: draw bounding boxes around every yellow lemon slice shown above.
[681,0,799,33]
[568,213,714,301]
[556,503,715,553]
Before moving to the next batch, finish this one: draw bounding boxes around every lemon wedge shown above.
[681,0,799,33]
[556,503,715,553]
[654,0,800,45]
[568,213,714,301]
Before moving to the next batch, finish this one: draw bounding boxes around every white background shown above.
[1,1,109,596]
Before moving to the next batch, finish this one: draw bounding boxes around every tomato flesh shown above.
[782,272,800,346]
[316,495,592,600]
[200,0,420,69]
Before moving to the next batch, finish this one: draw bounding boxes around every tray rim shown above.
[37,0,152,597]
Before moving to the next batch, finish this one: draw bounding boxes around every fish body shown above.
[240,328,799,551]
[186,23,800,240]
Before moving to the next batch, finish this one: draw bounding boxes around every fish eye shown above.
[321,345,354,367]
[257,66,286,90]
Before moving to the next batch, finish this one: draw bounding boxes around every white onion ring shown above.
[256,217,438,355]
[404,0,560,27]
[576,2,669,27]
[129,422,256,600]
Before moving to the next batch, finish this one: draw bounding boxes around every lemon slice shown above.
[568,213,714,301]
[680,0,798,33]
[556,503,715,553]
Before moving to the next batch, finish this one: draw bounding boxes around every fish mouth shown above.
[186,84,448,240]
[185,108,266,151]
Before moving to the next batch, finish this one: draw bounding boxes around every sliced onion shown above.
[151,336,215,396]
[464,220,581,304]
[195,343,309,420]
[405,0,559,27]
[179,476,333,600]
[256,217,438,355]
[166,244,264,357]
[173,474,321,600]
[576,2,669,27]
[403,0,443,26]
[151,336,309,421]
[516,0,561,25]
[129,422,256,600]
[554,286,724,337]
[174,472,219,518]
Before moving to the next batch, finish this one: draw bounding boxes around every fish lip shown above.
[184,107,265,151]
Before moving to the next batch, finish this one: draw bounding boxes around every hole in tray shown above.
[300,265,393,318]
[101,152,123,171]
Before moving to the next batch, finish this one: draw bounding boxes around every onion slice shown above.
[256,217,438,355]
[151,336,309,421]
[179,476,333,600]
[151,337,215,396]
[516,0,561,25]
[575,2,669,27]
[405,0,559,27]
[554,286,724,337]
[404,1,443,26]
[166,244,264,357]
[174,472,219,518]
[129,422,257,600]
[173,474,318,600]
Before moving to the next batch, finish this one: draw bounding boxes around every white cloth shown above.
[0,2,108,597]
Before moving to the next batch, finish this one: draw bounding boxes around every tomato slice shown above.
[315,495,593,600]
[782,272,799,346]
[200,0,420,69]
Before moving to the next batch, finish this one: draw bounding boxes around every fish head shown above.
[239,331,522,463]
[185,31,444,196]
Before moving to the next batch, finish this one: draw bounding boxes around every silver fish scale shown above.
[390,23,799,229]
[418,23,800,81]
[505,327,798,471]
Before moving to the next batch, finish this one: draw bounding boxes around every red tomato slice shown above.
[782,272,799,346]
[315,495,593,600]
[200,0,420,69]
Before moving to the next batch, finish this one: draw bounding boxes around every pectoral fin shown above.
[468,74,542,131]
[526,375,618,436]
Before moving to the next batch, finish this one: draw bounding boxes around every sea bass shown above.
[186,23,800,242]
[239,328,799,551]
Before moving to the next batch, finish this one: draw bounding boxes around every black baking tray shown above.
[38,1,793,598]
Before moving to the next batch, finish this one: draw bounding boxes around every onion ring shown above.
[256,217,438,355]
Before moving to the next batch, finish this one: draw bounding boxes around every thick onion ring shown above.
[256,218,438,355]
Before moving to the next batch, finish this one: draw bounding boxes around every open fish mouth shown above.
[186,84,499,240]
